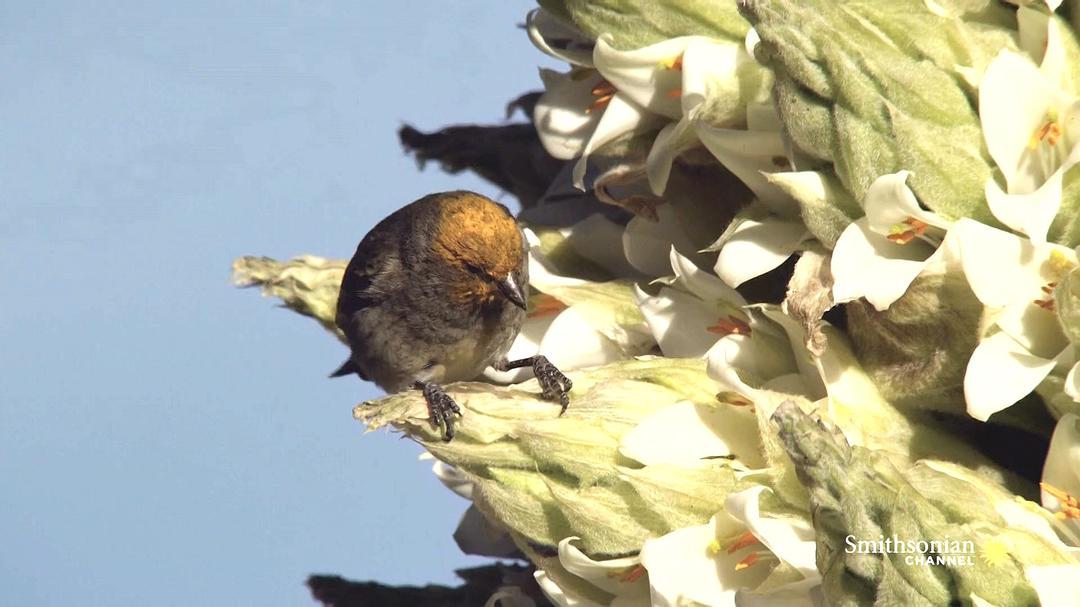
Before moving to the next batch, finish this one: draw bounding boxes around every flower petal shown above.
[622,204,698,277]
[1024,564,1080,607]
[1065,362,1080,402]
[863,170,951,238]
[994,297,1069,359]
[619,400,763,468]
[831,218,930,311]
[669,246,747,307]
[646,117,696,195]
[1041,414,1080,525]
[573,92,658,189]
[526,9,594,67]
[948,219,1066,308]
[557,537,648,597]
[431,461,473,500]
[593,34,691,120]
[680,37,747,121]
[725,487,818,579]
[985,170,1063,245]
[696,123,797,214]
[534,68,605,160]
[979,50,1057,194]
[964,331,1057,421]
[634,285,721,357]
[713,217,806,288]
[640,517,769,607]
[539,306,625,370]
[534,570,607,607]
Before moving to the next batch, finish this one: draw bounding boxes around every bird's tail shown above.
[329,358,358,378]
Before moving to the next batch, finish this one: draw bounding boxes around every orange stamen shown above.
[590,81,616,97]
[585,80,618,114]
[734,553,759,571]
[726,531,759,554]
[620,565,646,583]
[665,88,682,99]
[707,315,752,336]
[1030,121,1063,148]
[1041,483,1080,519]
[886,217,929,245]
[1034,298,1056,312]
[587,94,613,114]
[716,391,753,408]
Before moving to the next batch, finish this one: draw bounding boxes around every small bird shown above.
[333,191,572,440]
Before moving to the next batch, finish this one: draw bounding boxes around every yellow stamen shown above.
[706,539,723,557]
[1048,249,1076,276]
[660,53,684,71]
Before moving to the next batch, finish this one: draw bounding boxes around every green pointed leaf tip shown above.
[742,0,1009,223]
[771,403,1077,606]
[231,255,346,339]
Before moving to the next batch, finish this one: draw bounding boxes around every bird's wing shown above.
[337,230,395,319]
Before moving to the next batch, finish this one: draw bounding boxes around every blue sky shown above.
[1,1,556,604]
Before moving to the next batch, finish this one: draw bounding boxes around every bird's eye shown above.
[463,261,484,276]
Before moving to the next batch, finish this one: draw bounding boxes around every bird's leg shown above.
[493,355,572,414]
[414,381,461,442]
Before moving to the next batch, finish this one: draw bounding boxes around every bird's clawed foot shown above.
[535,355,572,414]
[495,355,573,414]
[417,381,461,441]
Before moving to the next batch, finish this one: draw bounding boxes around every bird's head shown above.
[430,192,528,310]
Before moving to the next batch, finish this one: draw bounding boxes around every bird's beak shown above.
[498,273,528,310]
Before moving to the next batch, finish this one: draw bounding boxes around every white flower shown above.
[979,44,1080,244]
[638,487,820,606]
[960,230,1077,420]
[1042,413,1080,543]
[533,66,661,188]
[633,247,749,357]
[831,171,952,311]
[592,35,700,121]
[705,303,824,403]
[534,537,651,607]
[534,68,609,160]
